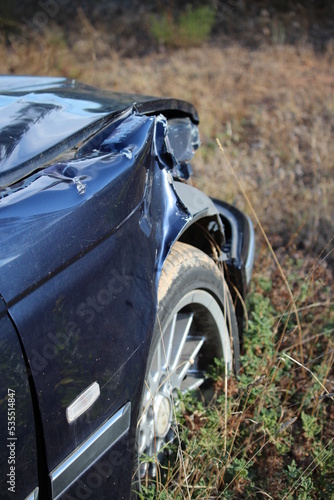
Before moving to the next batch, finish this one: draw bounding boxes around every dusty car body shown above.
[0,76,254,499]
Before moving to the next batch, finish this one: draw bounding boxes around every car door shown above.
[0,297,39,499]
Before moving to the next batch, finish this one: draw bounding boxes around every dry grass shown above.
[1,25,333,497]
[2,35,333,257]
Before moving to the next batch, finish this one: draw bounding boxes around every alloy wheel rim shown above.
[138,289,232,477]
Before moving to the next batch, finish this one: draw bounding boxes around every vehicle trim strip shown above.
[24,487,39,500]
[50,402,131,498]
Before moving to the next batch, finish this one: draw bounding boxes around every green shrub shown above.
[150,5,216,48]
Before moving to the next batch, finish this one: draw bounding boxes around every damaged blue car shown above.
[0,76,255,499]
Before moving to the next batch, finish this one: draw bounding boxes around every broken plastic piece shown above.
[43,164,87,195]
[167,118,200,163]
[121,148,133,160]
[73,176,86,195]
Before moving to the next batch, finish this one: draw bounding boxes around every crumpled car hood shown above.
[0,76,198,187]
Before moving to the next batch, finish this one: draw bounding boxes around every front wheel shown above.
[136,241,239,479]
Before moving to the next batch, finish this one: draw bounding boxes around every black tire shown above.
[136,241,239,479]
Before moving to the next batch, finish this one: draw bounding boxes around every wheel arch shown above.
[173,181,225,260]
[170,181,248,340]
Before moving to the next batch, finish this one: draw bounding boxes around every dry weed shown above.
[1,27,333,498]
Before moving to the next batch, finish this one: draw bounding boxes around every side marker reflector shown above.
[66,381,100,423]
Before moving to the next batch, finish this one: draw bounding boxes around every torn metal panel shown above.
[0,107,195,306]
[0,77,198,188]
[1,108,192,485]
[0,111,155,303]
